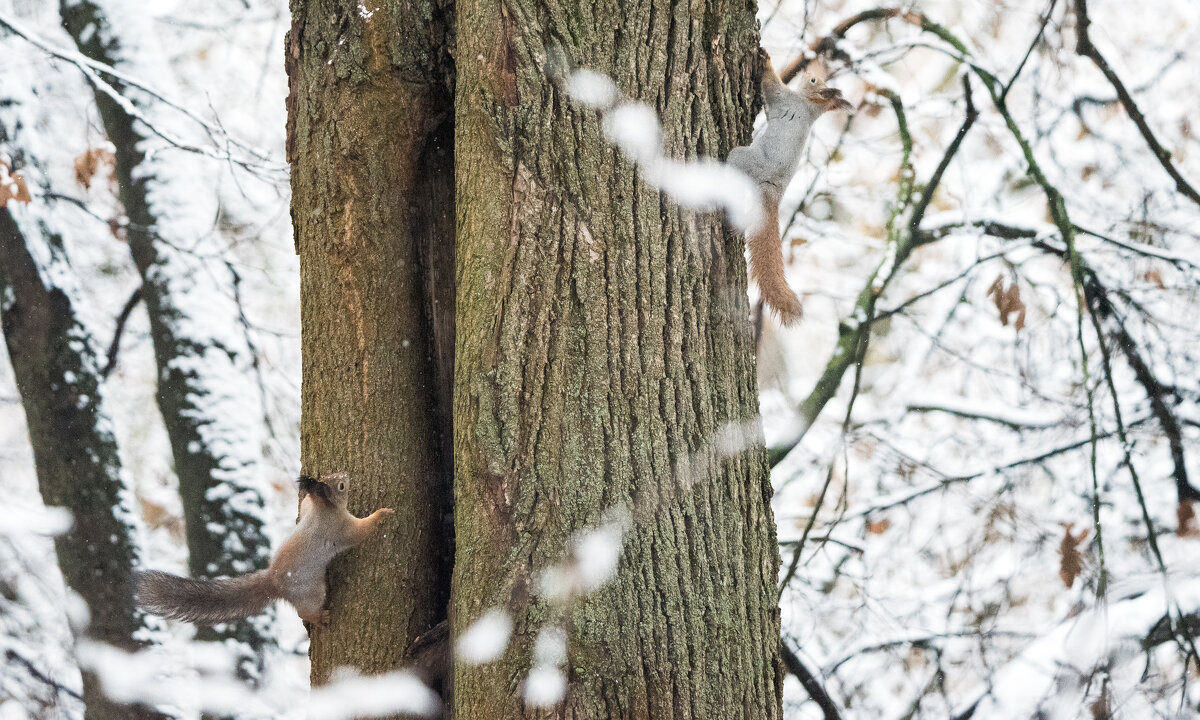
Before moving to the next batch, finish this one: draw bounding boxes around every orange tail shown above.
[746,195,802,325]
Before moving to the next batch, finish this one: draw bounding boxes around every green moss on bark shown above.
[287,0,456,688]
[453,1,781,717]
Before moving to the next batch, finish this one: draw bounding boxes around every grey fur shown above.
[135,569,275,623]
[727,92,821,196]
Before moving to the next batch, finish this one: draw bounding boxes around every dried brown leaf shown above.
[140,498,172,528]
[1143,269,1165,289]
[140,498,184,541]
[987,276,1027,330]
[0,160,31,207]
[1178,500,1199,538]
[866,518,890,535]
[74,148,116,190]
[108,215,127,242]
[1059,523,1089,588]
[1088,680,1112,720]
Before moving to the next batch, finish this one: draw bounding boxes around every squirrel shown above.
[728,50,852,325]
[136,472,394,626]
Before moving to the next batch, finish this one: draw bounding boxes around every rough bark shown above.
[286,0,456,686]
[0,168,164,720]
[59,0,276,677]
[452,1,782,718]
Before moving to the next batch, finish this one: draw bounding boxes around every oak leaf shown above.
[866,518,890,535]
[0,161,31,206]
[987,275,1026,330]
[1059,523,1089,588]
[74,148,116,190]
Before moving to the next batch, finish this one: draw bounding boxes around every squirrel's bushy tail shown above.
[747,192,803,325]
[136,569,275,624]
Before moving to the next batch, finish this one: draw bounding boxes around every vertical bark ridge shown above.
[287,0,456,687]
[455,0,780,717]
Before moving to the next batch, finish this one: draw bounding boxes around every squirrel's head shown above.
[299,472,351,508]
[800,61,853,114]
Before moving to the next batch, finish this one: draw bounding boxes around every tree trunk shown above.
[0,127,165,720]
[452,1,782,718]
[286,0,456,686]
[60,0,276,678]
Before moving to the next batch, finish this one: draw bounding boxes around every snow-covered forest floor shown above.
[3,0,1199,717]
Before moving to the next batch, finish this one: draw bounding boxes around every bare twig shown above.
[1073,0,1200,206]
[101,286,143,378]
[769,76,976,466]
[3,648,84,702]
[999,0,1057,105]
[825,630,1037,673]
[839,414,1153,521]
[903,402,1062,431]
[0,13,284,175]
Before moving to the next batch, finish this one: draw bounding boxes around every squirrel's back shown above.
[136,569,276,624]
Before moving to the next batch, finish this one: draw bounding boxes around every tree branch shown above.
[4,648,84,702]
[769,76,976,466]
[1073,0,1200,207]
[781,641,843,720]
[101,286,143,378]
[0,12,282,175]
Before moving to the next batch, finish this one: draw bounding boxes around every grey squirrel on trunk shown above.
[728,50,852,324]
[136,472,393,626]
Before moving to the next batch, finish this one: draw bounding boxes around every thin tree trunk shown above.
[0,116,166,720]
[59,0,276,678]
[286,0,456,686]
[452,2,782,718]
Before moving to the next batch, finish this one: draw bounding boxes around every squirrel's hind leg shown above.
[300,608,330,627]
[289,582,328,626]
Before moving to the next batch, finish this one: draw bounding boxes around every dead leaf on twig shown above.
[1059,523,1089,588]
[987,275,1026,330]
[0,160,31,207]
[74,147,116,190]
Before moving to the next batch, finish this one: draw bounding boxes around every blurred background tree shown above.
[1,0,1199,718]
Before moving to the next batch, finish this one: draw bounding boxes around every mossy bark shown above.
[0,212,167,720]
[452,1,782,717]
[286,0,456,686]
[60,0,276,678]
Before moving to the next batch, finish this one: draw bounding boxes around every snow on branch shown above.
[0,12,284,176]
[956,576,1200,718]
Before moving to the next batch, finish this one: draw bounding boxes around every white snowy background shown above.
[2,0,1199,718]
